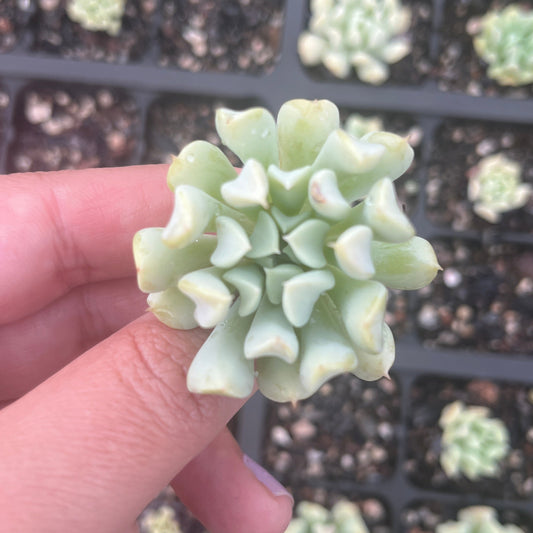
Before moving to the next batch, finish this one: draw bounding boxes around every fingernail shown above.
[243,454,294,503]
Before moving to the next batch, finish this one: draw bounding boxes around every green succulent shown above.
[439,400,510,481]
[285,500,369,533]
[471,4,533,86]
[66,0,126,36]
[436,506,524,533]
[468,153,532,223]
[133,99,439,403]
[297,0,412,84]
[344,114,384,139]
[140,505,183,533]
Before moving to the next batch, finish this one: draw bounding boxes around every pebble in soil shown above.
[416,239,533,354]
[437,0,533,98]
[289,486,391,533]
[142,93,261,166]
[8,83,140,172]
[402,500,533,533]
[263,374,401,486]
[299,0,433,85]
[405,375,533,501]
[0,0,34,52]
[31,0,155,63]
[158,0,285,74]
[426,119,533,234]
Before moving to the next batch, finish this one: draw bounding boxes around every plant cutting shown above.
[297,0,412,84]
[66,0,126,36]
[436,505,524,533]
[133,98,440,403]
[467,153,532,224]
[285,500,369,533]
[469,4,533,87]
[439,400,510,481]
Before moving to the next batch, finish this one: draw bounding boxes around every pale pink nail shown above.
[243,454,294,503]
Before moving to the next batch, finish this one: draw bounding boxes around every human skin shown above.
[0,165,293,533]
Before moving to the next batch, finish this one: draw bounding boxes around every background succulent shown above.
[133,98,439,402]
[297,0,412,84]
[439,400,510,481]
[436,505,524,533]
[285,500,369,533]
[467,153,532,223]
[66,0,126,36]
[470,4,533,87]
[139,505,183,533]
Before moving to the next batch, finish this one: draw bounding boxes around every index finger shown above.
[0,164,170,324]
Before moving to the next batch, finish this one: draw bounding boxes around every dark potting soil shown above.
[405,375,533,501]
[7,82,140,172]
[289,486,392,533]
[158,0,285,74]
[0,86,10,148]
[299,0,433,86]
[425,119,533,234]
[142,93,262,166]
[437,0,533,98]
[31,0,155,63]
[0,0,34,52]
[416,239,533,354]
[263,374,401,487]
[401,500,533,533]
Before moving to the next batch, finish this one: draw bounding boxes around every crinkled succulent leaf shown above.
[133,98,439,402]
[436,506,524,533]
[285,500,369,533]
[471,5,533,87]
[66,0,126,36]
[468,153,532,223]
[439,401,510,481]
[298,0,412,84]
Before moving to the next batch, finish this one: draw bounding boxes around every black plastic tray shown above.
[1,1,532,531]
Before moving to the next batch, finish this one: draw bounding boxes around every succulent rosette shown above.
[436,506,524,533]
[133,99,439,403]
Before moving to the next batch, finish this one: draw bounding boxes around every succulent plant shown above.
[439,400,510,481]
[436,505,524,533]
[66,0,126,36]
[297,0,412,84]
[344,114,384,139]
[467,153,532,223]
[470,5,533,87]
[133,98,439,403]
[285,500,369,533]
[140,505,183,533]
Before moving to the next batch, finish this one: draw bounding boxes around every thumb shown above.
[0,314,292,533]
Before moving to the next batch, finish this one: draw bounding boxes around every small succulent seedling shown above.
[66,0,126,36]
[297,0,412,84]
[439,400,510,481]
[469,4,533,87]
[344,114,384,139]
[436,505,524,533]
[133,99,439,402]
[140,505,183,533]
[285,500,369,533]
[468,153,532,223]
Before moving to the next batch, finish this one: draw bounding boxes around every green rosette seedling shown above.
[469,4,533,86]
[297,0,412,84]
[140,505,183,533]
[285,500,369,533]
[439,400,510,481]
[436,505,524,533]
[66,0,126,36]
[468,153,532,223]
[133,98,440,402]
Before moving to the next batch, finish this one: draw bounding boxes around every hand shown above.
[0,166,293,533]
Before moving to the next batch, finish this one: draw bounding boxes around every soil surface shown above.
[416,239,533,354]
[0,85,10,148]
[158,0,285,74]
[406,375,533,500]
[8,82,140,172]
[426,119,533,233]
[31,0,155,63]
[0,0,33,52]
[437,0,533,98]
[300,0,433,86]
[263,374,401,486]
